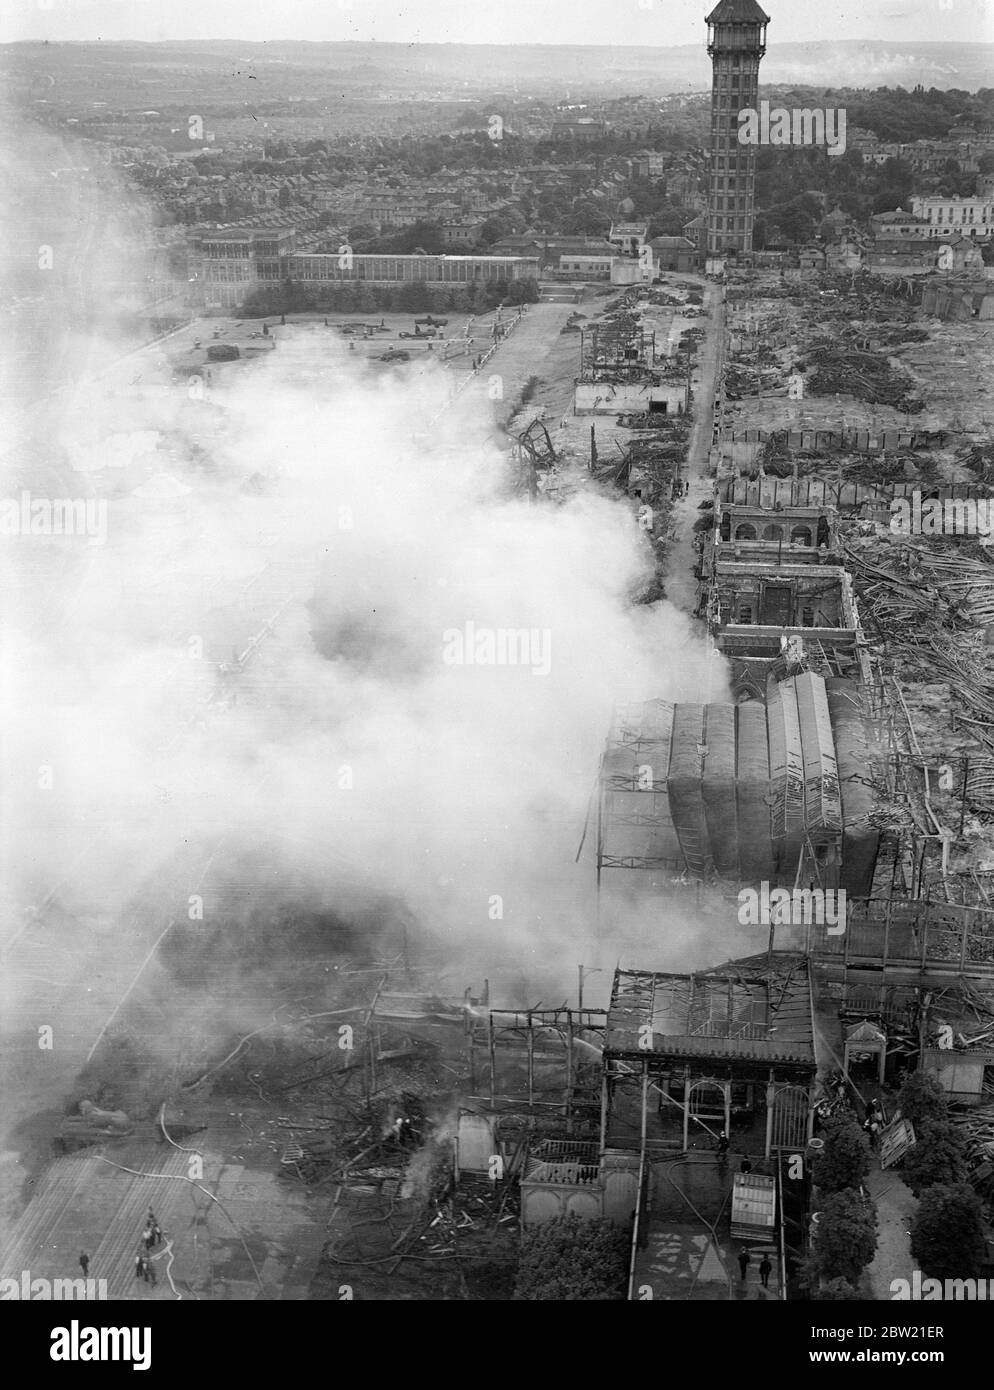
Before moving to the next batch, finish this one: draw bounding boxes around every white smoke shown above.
[1,118,734,1044]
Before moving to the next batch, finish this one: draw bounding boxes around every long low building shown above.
[286,253,539,285]
[598,671,879,895]
[197,229,540,307]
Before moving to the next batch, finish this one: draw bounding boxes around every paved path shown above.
[445,302,577,424]
[635,1222,781,1301]
[660,282,725,634]
[865,1163,916,1300]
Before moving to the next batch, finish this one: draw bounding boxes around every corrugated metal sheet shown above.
[606,965,816,1067]
[736,701,776,882]
[793,670,843,832]
[701,703,738,878]
[645,1035,813,1063]
[766,678,806,881]
[825,678,880,897]
[669,703,714,876]
[600,701,683,867]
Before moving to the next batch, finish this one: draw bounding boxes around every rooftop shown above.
[706,0,771,23]
[604,961,815,1067]
[871,209,928,224]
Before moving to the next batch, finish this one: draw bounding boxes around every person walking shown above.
[717,1130,729,1158]
[79,1251,90,1278]
[738,1248,751,1281]
[134,1252,145,1283]
[759,1254,772,1289]
[862,1114,880,1151]
[740,1156,753,1175]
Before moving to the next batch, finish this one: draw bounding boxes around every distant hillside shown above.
[1,39,992,109]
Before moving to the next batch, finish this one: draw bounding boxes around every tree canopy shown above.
[805,1190,878,1288]
[897,1072,948,1129]
[910,1183,987,1281]
[901,1118,968,1198]
[812,1117,870,1194]
[514,1216,628,1301]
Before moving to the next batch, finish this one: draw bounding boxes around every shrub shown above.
[896,1071,947,1128]
[514,1216,628,1301]
[812,1117,870,1194]
[910,1183,987,1280]
[806,1189,878,1287]
[814,1277,861,1300]
[901,1118,968,1198]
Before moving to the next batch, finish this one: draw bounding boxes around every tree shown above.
[901,1118,967,1197]
[648,209,692,238]
[910,1183,987,1280]
[477,214,517,246]
[812,1118,870,1194]
[514,1216,629,1300]
[398,282,432,313]
[354,285,379,314]
[506,277,539,305]
[897,1072,947,1129]
[391,221,446,255]
[561,203,611,237]
[805,1190,878,1287]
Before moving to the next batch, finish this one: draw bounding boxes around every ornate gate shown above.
[770,1084,810,1151]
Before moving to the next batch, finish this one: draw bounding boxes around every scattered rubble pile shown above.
[757,443,942,486]
[843,537,994,637]
[725,361,787,400]
[593,418,689,498]
[842,534,994,831]
[860,326,930,350]
[801,342,925,414]
[960,442,994,485]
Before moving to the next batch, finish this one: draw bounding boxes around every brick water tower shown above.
[706,0,769,257]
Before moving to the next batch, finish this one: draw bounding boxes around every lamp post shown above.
[578,964,604,1013]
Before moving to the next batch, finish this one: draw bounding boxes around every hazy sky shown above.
[3,0,993,47]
